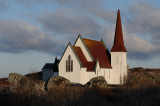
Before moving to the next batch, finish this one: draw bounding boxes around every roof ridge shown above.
[83,38,101,43]
[72,45,80,48]
[74,35,94,61]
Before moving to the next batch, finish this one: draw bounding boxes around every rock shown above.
[0,87,11,94]
[8,73,22,86]
[0,86,17,94]
[68,83,85,87]
[8,73,45,91]
[46,76,70,89]
[85,76,108,88]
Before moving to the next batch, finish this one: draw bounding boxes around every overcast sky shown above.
[0,0,160,78]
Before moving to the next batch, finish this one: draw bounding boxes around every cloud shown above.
[37,0,116,39]
[125,33,159,60]
[0,20,64,55]
[37,1,160,60]
[0,1,7,10]
[16,0,44,7]
[123,2,160,59]
[51,0,115,22]
[2,0,160,60]
[125,34,157,53]
[18,0,115,23]
[127,2,160,38]
[37,9,101,37]
[101,25,159,60]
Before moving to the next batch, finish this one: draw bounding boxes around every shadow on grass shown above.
[0,86,160,106]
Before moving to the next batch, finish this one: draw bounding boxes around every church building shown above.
[58,10,127,85]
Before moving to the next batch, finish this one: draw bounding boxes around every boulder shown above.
[68,83,85,87]
[85,76,108,88]
[46,76,70,89]
[8,73,45,91]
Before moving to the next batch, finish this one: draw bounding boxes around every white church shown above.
[58,10,127,85]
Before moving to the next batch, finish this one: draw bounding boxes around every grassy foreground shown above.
[0,68,160,106]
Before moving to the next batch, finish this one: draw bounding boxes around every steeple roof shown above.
[111,9,127,52]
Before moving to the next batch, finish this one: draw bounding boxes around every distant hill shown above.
[130,67,160,72]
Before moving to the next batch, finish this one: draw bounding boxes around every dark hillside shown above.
[0,68,160,106]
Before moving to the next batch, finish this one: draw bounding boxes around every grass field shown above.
[0,68,160,106]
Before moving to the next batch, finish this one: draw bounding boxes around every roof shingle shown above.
[83,38,112,68]
[73,46,96,71]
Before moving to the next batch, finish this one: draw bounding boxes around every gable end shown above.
[59,42,82,67]
[74,34,94,61]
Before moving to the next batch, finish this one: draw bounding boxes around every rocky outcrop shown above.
[85,76,108,88]
[46,76,70,89]
[8,73,45,91]
[67,83,85,87]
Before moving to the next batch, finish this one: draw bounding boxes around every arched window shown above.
[66,55,73,72]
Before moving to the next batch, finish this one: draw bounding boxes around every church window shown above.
[66,55,73,72]
[66,60,68,71]
[71,60,73,72]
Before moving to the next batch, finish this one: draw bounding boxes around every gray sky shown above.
[0,0,160,78]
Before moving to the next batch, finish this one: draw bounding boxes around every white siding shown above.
[94,61,113,84]
[100,68,111,84]
[59,37,127,85]
[59,44,81,83]
[110,52,127,84]
[86,71,96,82]
[79,68,88,84]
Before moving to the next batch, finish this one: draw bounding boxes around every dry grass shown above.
[1,86,160,106]
[125,68,160,89]
[1,68,160,106]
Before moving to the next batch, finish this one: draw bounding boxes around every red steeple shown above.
[111,9,127,52]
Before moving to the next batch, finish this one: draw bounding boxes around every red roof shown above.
[73,37,112,71]
[83,62,95,71]
[72,46,87,65]
[73,46,95,71]
[83,38,112,68]
[72,10,127,71]
[111,9,127,52]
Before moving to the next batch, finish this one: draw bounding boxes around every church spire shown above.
[111,9,127,52]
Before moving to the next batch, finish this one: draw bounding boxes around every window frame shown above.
[66,55,73,72]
